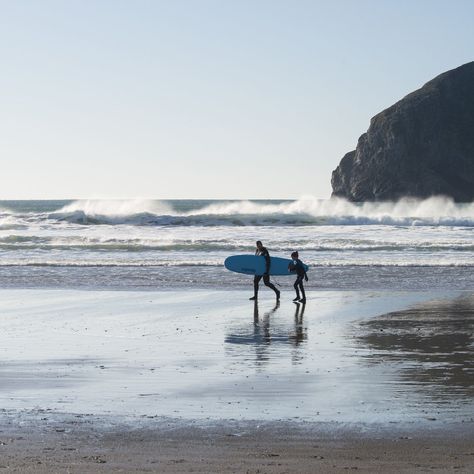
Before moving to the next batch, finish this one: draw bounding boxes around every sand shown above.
[0,289,473,472]
[1,416,473,473]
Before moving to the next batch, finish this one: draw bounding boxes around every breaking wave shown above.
[49,199,174,225]
[44,196,474,227]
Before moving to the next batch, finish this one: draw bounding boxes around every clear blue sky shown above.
[1,0,473,199]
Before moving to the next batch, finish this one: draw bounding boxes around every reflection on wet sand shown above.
[290,302,307,346]
[353,294,474,401]
[225,301,308,366]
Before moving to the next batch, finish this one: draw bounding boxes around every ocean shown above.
[0,197,473,291]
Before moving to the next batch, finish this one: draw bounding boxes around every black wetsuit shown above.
[290,258,307,301]
[253,246,279,297]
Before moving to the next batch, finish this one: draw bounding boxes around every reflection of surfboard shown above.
[224,255,309,276]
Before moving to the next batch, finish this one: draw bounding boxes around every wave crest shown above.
[186,196,474,225]
[42,196,474,226]
[50,199,173,225]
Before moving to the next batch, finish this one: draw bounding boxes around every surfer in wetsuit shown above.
[288,251,308,303]
[250,241,280,301]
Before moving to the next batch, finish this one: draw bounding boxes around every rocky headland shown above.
[331,62,474,202]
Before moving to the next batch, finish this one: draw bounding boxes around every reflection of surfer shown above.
[249,241,280,301]
[253,299,280,331]
[291,299,306,346]
[288,251,308,303]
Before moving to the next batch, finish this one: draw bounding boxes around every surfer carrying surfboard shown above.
[249,241,280,301]
[288,251,308,303]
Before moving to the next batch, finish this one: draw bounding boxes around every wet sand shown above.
[0,289,473,471]
[1,416,474,473]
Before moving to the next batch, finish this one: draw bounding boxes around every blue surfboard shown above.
[224,255,309,276]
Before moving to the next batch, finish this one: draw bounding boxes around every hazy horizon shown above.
[2,0,473,199]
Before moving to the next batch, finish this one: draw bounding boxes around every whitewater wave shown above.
[184,196,474,226]
[0,213,28,230]
[0,261,222,267]
[49,199,174,225]
[1,235,473,252]
[0,236,247,252]
[43,197,474,227]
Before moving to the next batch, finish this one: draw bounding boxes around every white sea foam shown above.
[0,234,472,252]
[186,196,474,226]
[45,196,474,226]
[0,214,28,230]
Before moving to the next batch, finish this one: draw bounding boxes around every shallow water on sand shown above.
[0,289,472,426]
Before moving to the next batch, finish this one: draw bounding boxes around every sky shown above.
[1,0,473,199]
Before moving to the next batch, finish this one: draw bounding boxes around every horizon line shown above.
[0,196,330,201]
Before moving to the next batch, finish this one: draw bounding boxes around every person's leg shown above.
[263,275,280,299]
[299,279,306,303]
[250,275,262,300]
[293,278,301,301]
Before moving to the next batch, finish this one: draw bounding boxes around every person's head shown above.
[256,240,263,250]
[291,251,299,260]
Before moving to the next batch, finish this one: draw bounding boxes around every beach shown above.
[1,415,474,473]
[0,288,473,471]
[0,199,473,471]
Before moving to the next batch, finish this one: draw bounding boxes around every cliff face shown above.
[331,62,474,202]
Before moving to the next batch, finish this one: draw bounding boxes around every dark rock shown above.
[331,62,474,202]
